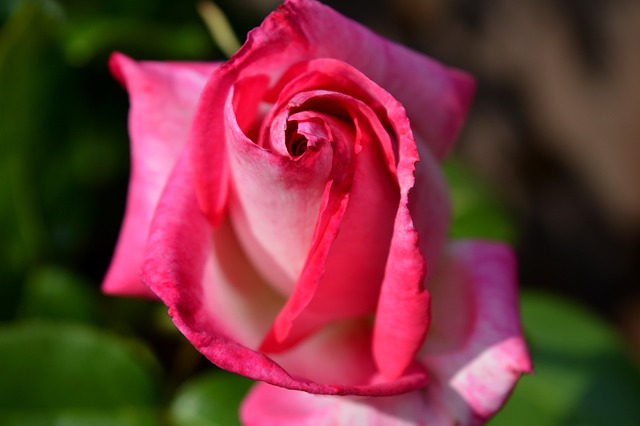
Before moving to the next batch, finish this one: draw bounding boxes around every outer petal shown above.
[103,53,217,297]
[141,148,428,396]
[409,143,451,283]
[242,382,436,426]
[420,240,533,425]
[240,241,531,426]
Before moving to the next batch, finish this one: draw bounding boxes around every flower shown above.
[103,0,531,424]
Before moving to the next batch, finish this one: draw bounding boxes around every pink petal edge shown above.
[420,240,533,424]
[103,52,217,298]
[372,94,430,380]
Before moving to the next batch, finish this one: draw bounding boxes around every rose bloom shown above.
[103,0,532,424]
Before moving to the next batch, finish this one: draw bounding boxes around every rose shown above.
[103,0,531,424]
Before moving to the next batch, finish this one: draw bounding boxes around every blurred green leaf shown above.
[444,159,516,242]
[17,265,100,323]
[0,0,18,24]
[169,371,254,426]
[62,18,213,65]
[0,322,162,426]
[0,0,64,320]
[491,292,640,425]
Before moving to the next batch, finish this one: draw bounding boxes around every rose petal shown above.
[202,214,285,349]
[409,142,451,282]
[142,146,428,396]
[420,240,533,424]
[240,241,531,425]
[372,106,430,379]
[241,382,438,426]
[269,319,378,386]
[103,53,217,297]
[225,88,334,295]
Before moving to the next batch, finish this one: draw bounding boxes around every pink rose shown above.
[103,0,531,424]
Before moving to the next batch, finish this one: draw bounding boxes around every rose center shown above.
[285,122,308,157]
[288,134,308,156]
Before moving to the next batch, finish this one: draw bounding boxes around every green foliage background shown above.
[1,1,639,424]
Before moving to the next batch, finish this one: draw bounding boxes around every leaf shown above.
[0,322,162,426]
[169,371,254,426]
[17,265,100,323]
[443,159,516,242]
[0,0,64,321]
[62,18,213,65]
[491,292,640,425]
